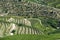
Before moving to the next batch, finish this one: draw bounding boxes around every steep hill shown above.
[0,0,60,40]
[0,0,60,19]
[26,0,60,8]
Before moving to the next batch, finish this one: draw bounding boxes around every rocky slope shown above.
[0,0,60,19]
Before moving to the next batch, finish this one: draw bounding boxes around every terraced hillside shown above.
[0,16,44,37]
[0,0,60,40]
[0,16,59,37]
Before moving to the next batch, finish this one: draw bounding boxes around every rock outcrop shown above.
[0,0,60,19]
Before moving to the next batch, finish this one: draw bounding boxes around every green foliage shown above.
[48,29,60,35]
[26,0,60,8]
[0,34,60,40]
[0,34,56,40]
[39,17,58,28]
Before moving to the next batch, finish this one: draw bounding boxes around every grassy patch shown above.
[0,34,57,40]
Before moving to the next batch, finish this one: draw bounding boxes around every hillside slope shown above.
[0,0,60,19]
[0,0,60,40]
